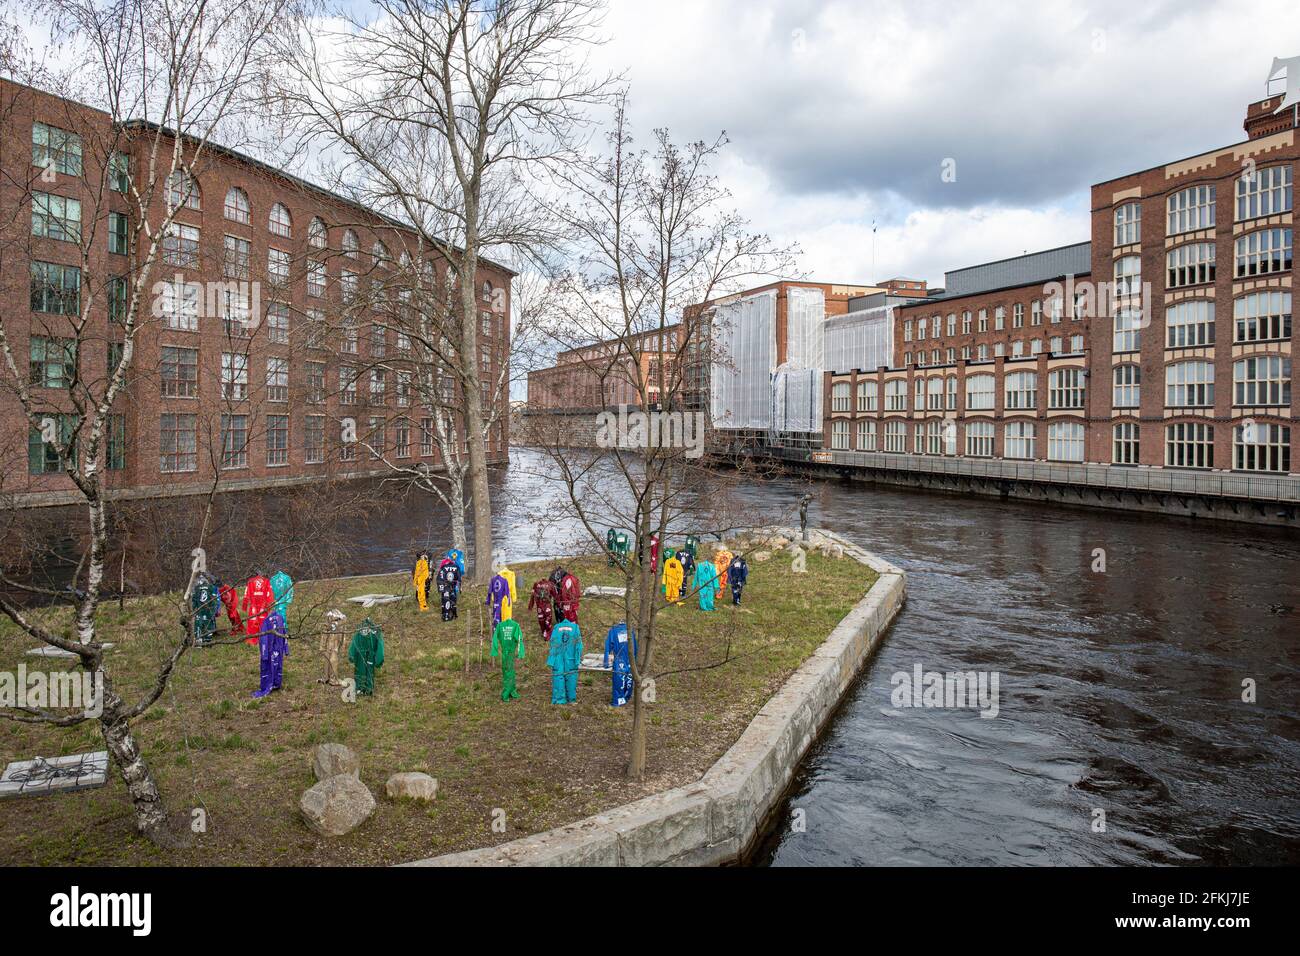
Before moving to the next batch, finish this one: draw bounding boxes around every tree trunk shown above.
[449,470,468,556]
[462,351,493,586]
[99,689,167,838]
[626,690,647,779]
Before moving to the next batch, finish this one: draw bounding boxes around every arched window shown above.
[224,187,249,223]
[372,240,390,263]
[481,280,494,302]
[1114,201,1141,246]
[342,229,359,258]
[166,171,201,211]
[1165,360,1214,408]
[268,202,292,238]
[308,216,327,249]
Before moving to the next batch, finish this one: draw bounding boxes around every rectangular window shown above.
[885,379,907,411]
[1233,422,1290,473]
[1234,291,1291,343]
[1004,371,1037,411]
[307,361,326,404]
[340,366,357,405]
[965,421,994,457]
[1113,308,1141,353]
[1112,365,1140,409]
[108,211,128,255]
[1167,184,1215,235]
[1048,368,1085,409]
[1234,228,1293,279]
[1165,300,1215,348]
[266,356,289,402]
[371,324,386,357]
[163,222,200,268]
[220,414,249,469]
[268,248,291,286]
[32,191,82,242]
[30,261,81,315]
[965,374,995,411]
[266,302,290,345]
[831,419,849,450]
[1165,243,1216,288]
[160,413,197,473]
[160,345,198,397]
[1236,165,1292,221]
[159,279,199,331]
[221,352,249,400]
[1165,421,1213,469]
[367,417,385,459]
[109,151,130,193]
[1114,202,1141,246]
[29,335,75,388]
[395,418,411,458]
[106,414,126,470]
[28,413,78,474]
[1233,355,1291,407]
[831,382,851,412]
[856,381,877,412]
[1012,303,1024,329]
[1166,361,1214,408]
[266,414,289,466]
[1004,421,1035,460]
[305,415,326,464]
[884,420,906,453]
[370,367,387,404]
[1113,422,1140,464]
[32,122,82,176]
[223,235,250,279]
[420,418,434,456]
[1047,421,1084,462]
[107,275,128,325]
[308,259,326,297]
[856,419,876,451]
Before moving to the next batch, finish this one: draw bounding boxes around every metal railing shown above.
[778,447,1300,504]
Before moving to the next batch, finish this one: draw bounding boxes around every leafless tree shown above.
[528,100,797,779]
[266,0,615,583]
[0,0,291,841]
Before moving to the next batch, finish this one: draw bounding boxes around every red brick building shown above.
[0,79,513,507]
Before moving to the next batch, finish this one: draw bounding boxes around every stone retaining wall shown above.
[403,527,905,867]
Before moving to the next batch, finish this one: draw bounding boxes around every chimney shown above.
[1245,97,1298,140]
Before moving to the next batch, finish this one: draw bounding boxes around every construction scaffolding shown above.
[709,290,777,430]
[824,304,895,374]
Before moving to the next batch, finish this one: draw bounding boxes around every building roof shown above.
[924,242,1091,301]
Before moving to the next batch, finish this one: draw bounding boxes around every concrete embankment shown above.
[404,527,905,867]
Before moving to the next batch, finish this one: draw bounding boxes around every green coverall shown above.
[491,618,525,701]
[347,618,385,696]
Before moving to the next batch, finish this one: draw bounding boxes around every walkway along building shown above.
[818,94,1297,524]
[0,79,513,509]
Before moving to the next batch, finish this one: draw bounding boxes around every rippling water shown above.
[15,447,1299,864]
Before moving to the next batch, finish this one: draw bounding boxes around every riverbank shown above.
[0,542,872,865]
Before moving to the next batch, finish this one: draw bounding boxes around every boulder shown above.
[751,551,772,562]
[312,742,360,781]
[299,774,376,836]
[386,772,438,802]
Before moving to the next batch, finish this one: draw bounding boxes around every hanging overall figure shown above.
[252,609,289,698]
[486,571,512,626]
[270,569,294,617]
[413,551,431,612]
[557,569,581,623]
[436,557,461,621]
[189,572,219,647]
[728,555,749,605]
[603,622,638,707]
[242,571,274,646]
[528,577,558,642]
[693,556,719,611]
[218,579,242,634]
[678,549,696,588]
[445,549,466,589]
[348,617,385,696]
[319,609,347,685]
[713,548,734,599]
[662,554,685,605]
[682,534,700,560]
[498,564,518,609]
[491,617,525,702]
[547,618,583,705]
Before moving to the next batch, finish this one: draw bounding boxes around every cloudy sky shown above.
[571,0,1298,288]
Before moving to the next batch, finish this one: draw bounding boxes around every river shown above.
[9,447,1298,865]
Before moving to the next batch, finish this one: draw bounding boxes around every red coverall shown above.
[528,579,558,640]
[558,572,581,623]
[220,584,243,634]
[242,575,274,645]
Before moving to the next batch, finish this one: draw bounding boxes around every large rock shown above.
[300,774,376,836]
[386,772,438,802]
[312,743,360,781]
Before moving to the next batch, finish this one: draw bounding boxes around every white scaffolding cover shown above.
[824,305,895,374]
[784,286,825,370]
[709,290,777,430]
[771,366,823,434]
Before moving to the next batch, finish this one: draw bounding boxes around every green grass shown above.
[0,547,871,866]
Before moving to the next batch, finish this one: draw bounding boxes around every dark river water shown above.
[11,447,1299,865]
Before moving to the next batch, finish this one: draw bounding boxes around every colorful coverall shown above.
[445,549,466,589]
[190,575,219,646]
[547,619,582,705]
[436,559,461,621]
[413,555,431,611]
[662,557,685,604]
[558,572,581,622]
[491,618,525,701]
[500,568,518,607]
[219,581,242,633]
[679,551,695,585]
[528,578,558,641]
[347,618,385,695]
[713,550,734,595]
[252,610,288,698]
[242,575,274,645]
[603,623,638,707]
[729,556,750,605]
[270,570,294,617]
[693,559,719,611]
[486,573,512,626]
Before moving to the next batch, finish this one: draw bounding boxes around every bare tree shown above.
[528,100,796,778]
[0,0,290,841]
[267,0,614,583]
